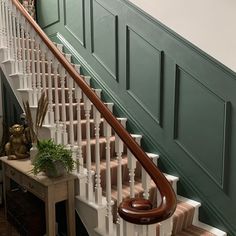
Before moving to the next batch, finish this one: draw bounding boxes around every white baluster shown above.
[104,103,113,235]
[20,16,27,88]
[93,89,102,205]
[16,10,22,74]
[30,30,37,106]
[12,4,18,74]
[8,1,13,60]
[75,84,83,174]
[116,118,127,236]
[35,36,41,100]
[52,60,61,144]
[59,65,68,145]
[84,94,93,202]
[2,0,7,49]
[75,84,87,196]
[0,0,2,47]
[125,134,141,236]
[128,135,141,198]
[67,76,75,146]
[46,52,54,126]
[25,22,33,105]
[40,44,46,92]
[5,0,10,60]
[0,0,4,48]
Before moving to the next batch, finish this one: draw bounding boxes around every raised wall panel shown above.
[37,0,60,29]
[126,27,163,125]
[91,0,118,80]
[64,0,85,46]
[173,66,230,189]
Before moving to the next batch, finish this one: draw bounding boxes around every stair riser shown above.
[65,120,105,140]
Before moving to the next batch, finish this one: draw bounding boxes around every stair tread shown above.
[174,225,215,236]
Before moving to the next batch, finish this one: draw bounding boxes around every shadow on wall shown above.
[0,69,23,155]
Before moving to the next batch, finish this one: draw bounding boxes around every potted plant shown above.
[32,139,75,178]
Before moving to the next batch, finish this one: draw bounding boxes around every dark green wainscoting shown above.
[36,0,236,234]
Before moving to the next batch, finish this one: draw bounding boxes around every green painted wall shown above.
[36,0,236,234]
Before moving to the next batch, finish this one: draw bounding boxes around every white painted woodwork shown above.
[115,118,127,236]
[94,89,102,205]
[67,75,74,146]
[84,94,93,202]
[75,84,83,174]
[0,3,228,236]
[59,65,68,145]
[46,52,54,126]
[52,60,61,144]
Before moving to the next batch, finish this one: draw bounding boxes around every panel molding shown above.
[41,0,60,29]
[90,0,118,81]
[63,0,86,47]
[126,26,164,126]
[173,65,231,190]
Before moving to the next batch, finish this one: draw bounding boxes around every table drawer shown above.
[22,175,46,200]
[5,165,21,184]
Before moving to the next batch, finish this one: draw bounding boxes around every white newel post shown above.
[159,217,173,236]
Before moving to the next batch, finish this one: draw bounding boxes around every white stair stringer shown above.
[0,52,24,109]
[75,194,107,236]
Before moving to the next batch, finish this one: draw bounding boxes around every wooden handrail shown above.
[12,0,177,224]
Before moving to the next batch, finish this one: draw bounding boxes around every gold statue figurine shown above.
[5,124,30,160]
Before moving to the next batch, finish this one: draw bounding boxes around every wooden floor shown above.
[0,206,20,236]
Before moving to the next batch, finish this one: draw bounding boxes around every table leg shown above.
[66,180,76,236]
[45,186,56,236]
[2,164,10,217]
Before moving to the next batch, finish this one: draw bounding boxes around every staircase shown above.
[0,0,227,235]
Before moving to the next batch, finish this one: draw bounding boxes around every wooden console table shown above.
[1,156,76,236]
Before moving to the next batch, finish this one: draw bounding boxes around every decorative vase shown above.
[30,143,38,164]
[45,160,66,178]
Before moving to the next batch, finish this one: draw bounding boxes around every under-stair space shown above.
[0,0,228,235]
